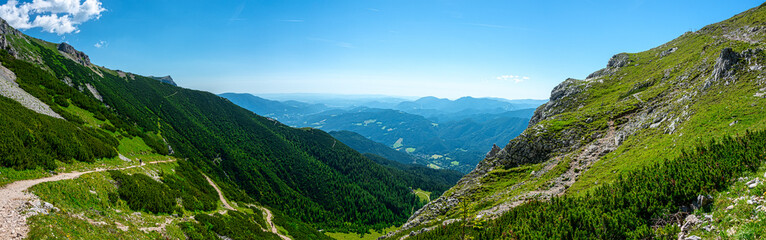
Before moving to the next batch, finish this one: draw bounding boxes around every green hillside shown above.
[329,130,463,199]
[386,2,766,239]
[0,17,436,239]
[330,130,422,165]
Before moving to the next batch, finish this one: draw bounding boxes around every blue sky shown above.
[3,0,765,100]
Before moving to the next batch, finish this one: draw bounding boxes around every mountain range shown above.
[220,92,542,173]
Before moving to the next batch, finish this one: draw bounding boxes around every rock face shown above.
[711,48,740,82]
[607,53,630,68]
[0,18,23,58]
[148,75,178,86]
[529,78,586,127]
[485,144,501,158]
[57,43,91,66]
[586,53,633,80]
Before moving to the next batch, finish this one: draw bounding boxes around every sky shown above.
[1,0,765,100]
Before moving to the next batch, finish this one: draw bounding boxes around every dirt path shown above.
[259,206,291,240]
[202,174,234,212]
[0,159,175,240]
[473,120,620,223]
[202,174,291,240]
[139,217,174,233]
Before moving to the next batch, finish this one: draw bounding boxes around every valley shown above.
[221,93,543,173]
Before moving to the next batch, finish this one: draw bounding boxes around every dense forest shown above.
[330,130,422,165]
[393,130,766,239]
[329,130,463,199]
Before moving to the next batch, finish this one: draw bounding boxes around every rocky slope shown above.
[387,3,766,238]
[0,64,62,119]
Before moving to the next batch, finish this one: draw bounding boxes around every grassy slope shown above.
[686,164,766,239]
[401,130,766,239]
[567,33,765,195]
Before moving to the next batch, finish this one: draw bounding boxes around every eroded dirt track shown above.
[0,159,175,240]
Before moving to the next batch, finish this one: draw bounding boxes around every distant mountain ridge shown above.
[220,93,542,173]
[395,96,546,117]
[219,92,328,122]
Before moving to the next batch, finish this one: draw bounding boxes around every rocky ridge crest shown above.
[148,75,178,86]
[57,42,91,66]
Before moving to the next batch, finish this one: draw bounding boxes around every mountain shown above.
[394,96,546,120]
[255,93,415,109]
[384,3,766,239]
[0,17,442,239]
[219,92,329,122]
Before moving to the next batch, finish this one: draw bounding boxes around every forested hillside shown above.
[329,130,464,199]
[0,17,437,237]
[330,130,421,165]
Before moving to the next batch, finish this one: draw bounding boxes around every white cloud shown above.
[0,0,105,35]
[93,40,105,48]
[496,75,527,83]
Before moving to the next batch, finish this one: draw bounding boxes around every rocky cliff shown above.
[0,19,22,59]
[387,3,766,238]
[57,42,91,66]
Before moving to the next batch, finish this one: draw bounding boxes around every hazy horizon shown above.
[222,92,549,102]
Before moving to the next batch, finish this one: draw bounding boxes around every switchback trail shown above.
[204,174,292,240]
[0,159,175,240]
[202,174,235,212]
